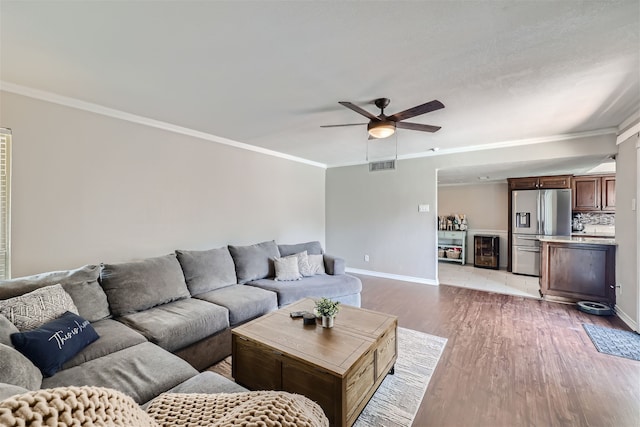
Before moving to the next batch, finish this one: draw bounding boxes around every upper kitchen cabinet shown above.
[571,175,615,212]
[508,175,572,190]
[601,175,616,211]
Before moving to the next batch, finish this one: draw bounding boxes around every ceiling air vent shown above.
[369,160,396,172]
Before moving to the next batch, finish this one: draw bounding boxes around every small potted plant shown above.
[314,297,340,328]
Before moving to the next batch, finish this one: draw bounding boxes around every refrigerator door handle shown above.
[536,192,542,234]
[538,190,545,234]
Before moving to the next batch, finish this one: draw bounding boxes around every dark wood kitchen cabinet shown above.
[601,175,616,211]
[540,240,616,305]
[538,175,573,189]
[571,175,615,212]
[508,175,572,190]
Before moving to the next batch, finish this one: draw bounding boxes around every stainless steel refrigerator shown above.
[512,189,571,276]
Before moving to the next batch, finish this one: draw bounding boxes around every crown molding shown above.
[0,81,327,169]
[328,128,618,168]
[400,128,618,160]
[617,110,640,145]
[617,123,640,145]
[618,110,640,132]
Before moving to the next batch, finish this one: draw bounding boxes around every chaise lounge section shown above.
[237,240,362,307]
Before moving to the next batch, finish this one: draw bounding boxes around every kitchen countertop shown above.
[539,236,616,245]
[571,231,615,238]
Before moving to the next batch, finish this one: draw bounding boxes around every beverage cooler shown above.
[474,235,499,269]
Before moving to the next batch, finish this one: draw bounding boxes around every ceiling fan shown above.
[321,98,444,139]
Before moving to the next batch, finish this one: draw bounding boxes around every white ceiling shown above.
[1,1,638,171]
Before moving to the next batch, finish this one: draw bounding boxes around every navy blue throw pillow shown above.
[11,311,99,377]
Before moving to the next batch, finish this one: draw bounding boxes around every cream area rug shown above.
[210,327,447,427]
[353,327,447,427]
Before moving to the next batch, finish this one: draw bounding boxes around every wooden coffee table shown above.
[232,298,397,427]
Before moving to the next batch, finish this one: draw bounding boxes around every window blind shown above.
[0,129,11,279]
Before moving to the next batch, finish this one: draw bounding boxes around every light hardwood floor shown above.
[358,274,640,427]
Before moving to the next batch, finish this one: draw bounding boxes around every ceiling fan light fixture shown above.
[367,121,396,139]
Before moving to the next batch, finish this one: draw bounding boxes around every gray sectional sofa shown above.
[0,240,362,409]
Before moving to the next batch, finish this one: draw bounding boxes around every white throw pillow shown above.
[308,254,326,275]
[0,284,79,331]
[274,256,302,281]
[286,251,316,277]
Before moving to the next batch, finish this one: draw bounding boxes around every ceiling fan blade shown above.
[338,102,381,121]
[388,100,444,122]
[320,123,367,128]
[396,121,442,133]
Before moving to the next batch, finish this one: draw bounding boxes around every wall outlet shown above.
[364,254,370,262]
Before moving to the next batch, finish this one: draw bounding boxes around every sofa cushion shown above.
[246,274,363,307]
[148,371,247,407]
[176,247,237,295]
[228,240,280,284]
[0,265,110,323]
[101,254,191,317]
[41,342,198,404]
[62,319,147,370]
[0,383,30,401]
[11,311,100,377]
[278,241,323,257]
[0,284,79,331]
[0,314,18,346]
[0,343,42,390]
[195,285,277,326]
[116,298,229,352]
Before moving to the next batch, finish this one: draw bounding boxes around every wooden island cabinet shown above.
[540,238,616,305]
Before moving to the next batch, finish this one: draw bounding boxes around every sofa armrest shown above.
[323,254,345,275]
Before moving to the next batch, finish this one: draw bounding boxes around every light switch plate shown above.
[418,204,430,213]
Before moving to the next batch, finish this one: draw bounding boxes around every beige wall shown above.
[1,91,326,277]
[438,182,508,266]
[615,132,638,327]
[438,182,507,230]
[326,133,617,282]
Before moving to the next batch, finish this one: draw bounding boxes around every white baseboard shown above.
[346,268,438,286]
[614,305,639,332]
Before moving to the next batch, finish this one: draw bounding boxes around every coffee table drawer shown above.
[376,326,397,379]
[346,348,375,419]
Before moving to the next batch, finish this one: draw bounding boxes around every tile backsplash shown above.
[573,212,615,235]
[573,212,615,226]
